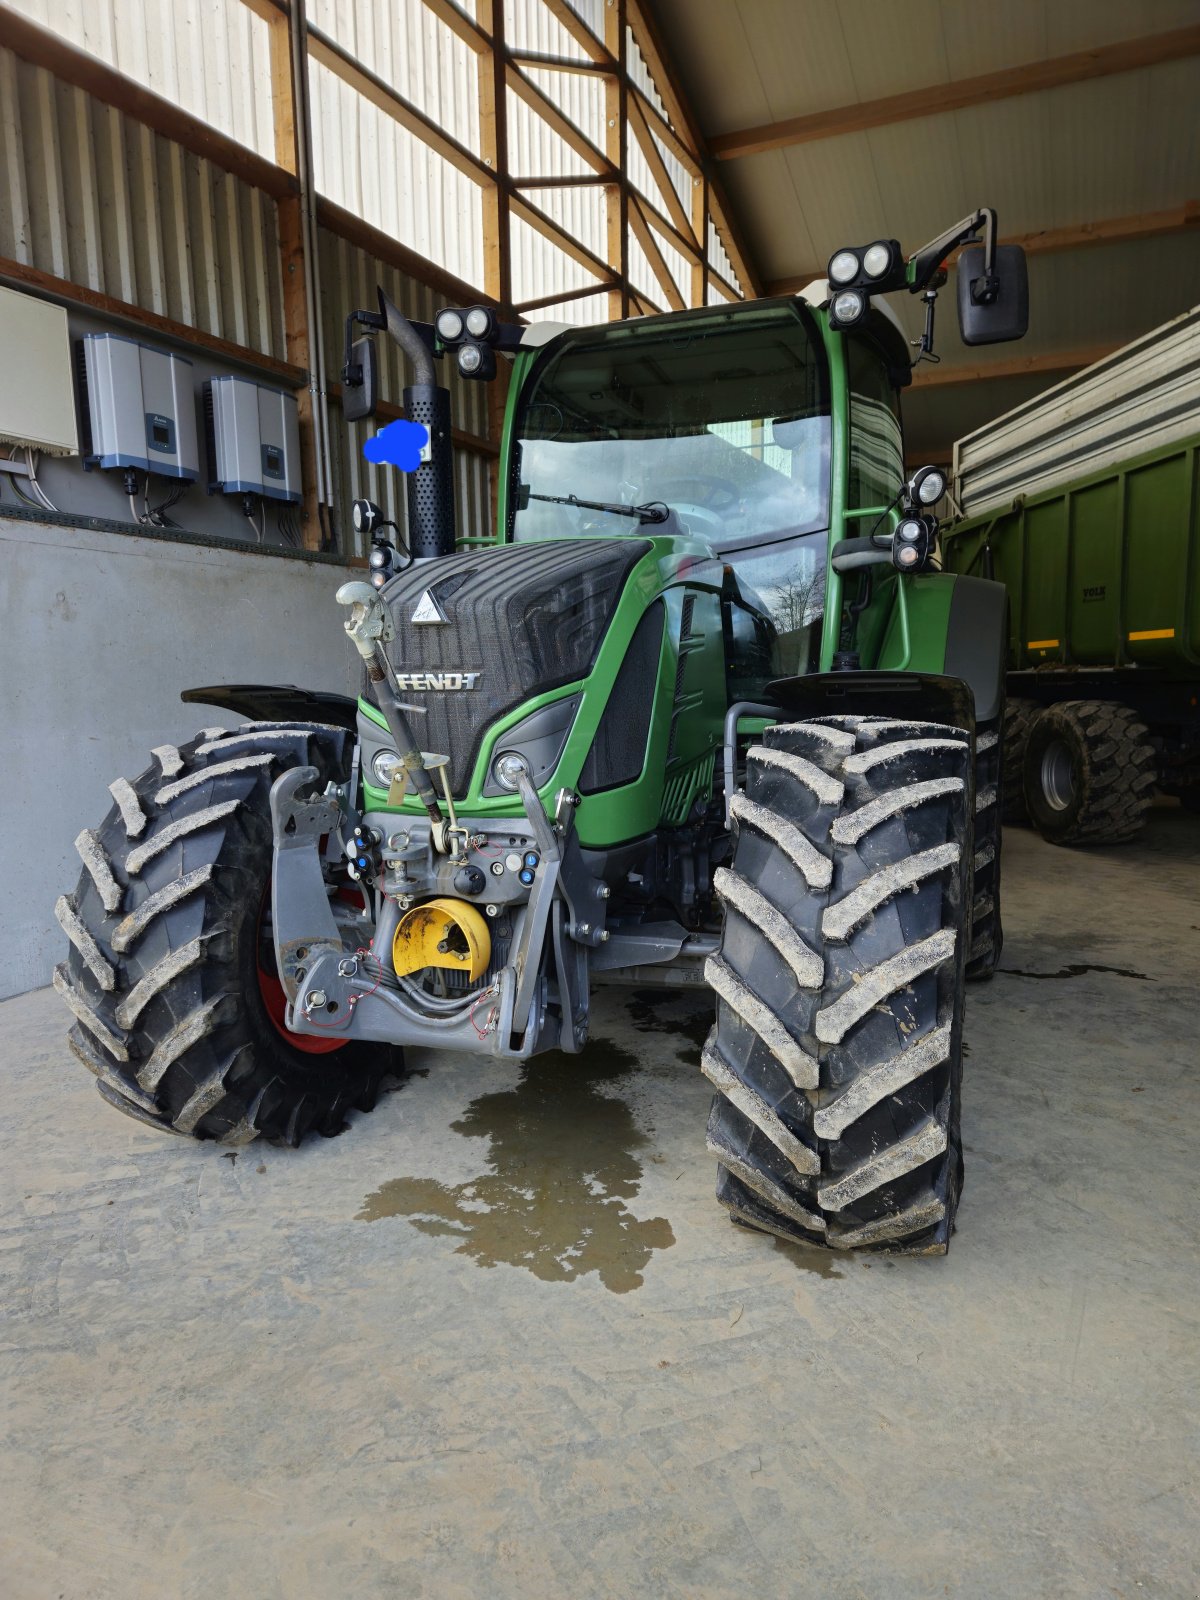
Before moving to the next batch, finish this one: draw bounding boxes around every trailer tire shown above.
[56,723,399,1145]
[1023,700,1156,845]
[1002,698,1038,825]
[966,713,1003,981]
[706,715,971,1254]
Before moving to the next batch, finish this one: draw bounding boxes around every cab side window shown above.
[847,337,903,509]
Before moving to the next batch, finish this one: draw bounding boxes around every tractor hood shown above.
[370,537,655,796]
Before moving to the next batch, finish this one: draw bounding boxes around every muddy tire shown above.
[1002,698,1038,825]
[55,722,398,1144]
[1023,700,1156,845]
[966,714,1002,981]
[705,715,970,1254]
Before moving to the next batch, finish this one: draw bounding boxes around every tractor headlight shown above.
[896,517,924,542]
[862,241,893,278]
[492,751,529,791]
[371,749,404,788]
[465,307,493,338]
[828,249,859,285]
[830,289,866,328]
[435,309,464,342]
[457,343,483,375]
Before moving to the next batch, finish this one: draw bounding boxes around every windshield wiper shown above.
[523,490,669,525]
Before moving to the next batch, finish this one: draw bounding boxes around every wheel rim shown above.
[257,889,347,1055]
[1040,739,1076,811]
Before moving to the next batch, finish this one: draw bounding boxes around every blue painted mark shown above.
[363,419,429,472]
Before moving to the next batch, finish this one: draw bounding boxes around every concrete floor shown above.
[2,815,1198,1599]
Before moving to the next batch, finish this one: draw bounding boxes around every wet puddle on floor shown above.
[356,1038,675,1293]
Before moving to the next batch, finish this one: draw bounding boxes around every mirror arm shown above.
[908,206,997,296]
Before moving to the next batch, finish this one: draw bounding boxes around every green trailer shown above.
[942,306,1200,843]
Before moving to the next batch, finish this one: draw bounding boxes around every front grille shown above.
[372,538,651,795]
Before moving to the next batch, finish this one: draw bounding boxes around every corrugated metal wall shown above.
[6,0,740,312]
[0,44,287,358]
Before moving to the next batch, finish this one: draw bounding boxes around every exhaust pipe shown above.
[378,289,456,561]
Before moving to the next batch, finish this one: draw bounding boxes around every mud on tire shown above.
[966,713,1002,981]
[55,722,398,1144]
[705,715,971,1254]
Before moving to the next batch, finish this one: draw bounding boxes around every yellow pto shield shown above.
[392,898,491,982]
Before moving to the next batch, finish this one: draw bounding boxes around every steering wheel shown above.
[655,475,741,512]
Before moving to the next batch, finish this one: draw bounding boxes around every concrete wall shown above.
[0,515,358,999]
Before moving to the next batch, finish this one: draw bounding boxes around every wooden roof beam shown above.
[712,25,1200,160]
[909,344,1116,389]
[765,202,1200,296]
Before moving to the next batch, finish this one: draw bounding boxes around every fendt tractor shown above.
[56,208,1029,1255]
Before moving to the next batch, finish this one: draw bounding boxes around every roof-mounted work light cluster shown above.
[826,237,906,330]
[435,306,500,381]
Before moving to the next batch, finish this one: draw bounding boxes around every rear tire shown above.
[1023,700,1156,845]
[706,715,971,1254]
[1002,698,1038,825]
[56,722,398,1144]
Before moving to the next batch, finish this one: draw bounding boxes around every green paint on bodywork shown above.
[365,306,992,851]
[360,533,732,849]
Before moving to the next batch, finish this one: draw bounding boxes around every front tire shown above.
[1023,700,1156,845]
[706,715,971,1254]
[965,713,1002,981]
[56,722,398,1144]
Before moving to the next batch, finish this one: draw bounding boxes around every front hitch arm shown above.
[335,581,444,826]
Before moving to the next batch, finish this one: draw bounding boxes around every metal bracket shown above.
[269,767,343,1004]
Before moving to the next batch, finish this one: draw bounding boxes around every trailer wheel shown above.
[706,715,970,1254]
[966,713,1002,981]
[1002,698,1038,825]
[55,723,398,1144]
[1023,700,1156,845]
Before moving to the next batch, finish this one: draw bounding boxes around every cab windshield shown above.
[511,301,831,554]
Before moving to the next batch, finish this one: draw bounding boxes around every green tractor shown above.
[56,209,1028,1254]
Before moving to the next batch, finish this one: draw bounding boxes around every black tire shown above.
[1023,700,1156,845]
[966,713,1003,981]
[55,722,398,1144]
[1002,698,1038,825]
[705,714,971,1254]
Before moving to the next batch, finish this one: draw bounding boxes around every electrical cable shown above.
[24,449,59,513]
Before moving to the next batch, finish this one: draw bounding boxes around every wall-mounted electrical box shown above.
[204,376,302,503]
[79,333,198,480]
[0,285,79,456]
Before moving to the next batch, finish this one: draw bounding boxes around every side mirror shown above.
[342,336,378,421]
[957,244,1028,345]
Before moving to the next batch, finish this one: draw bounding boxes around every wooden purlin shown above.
[0,256,304,385]
[711,26,1200,160]
[766,204,1200,297]
[909,346,1117,389]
